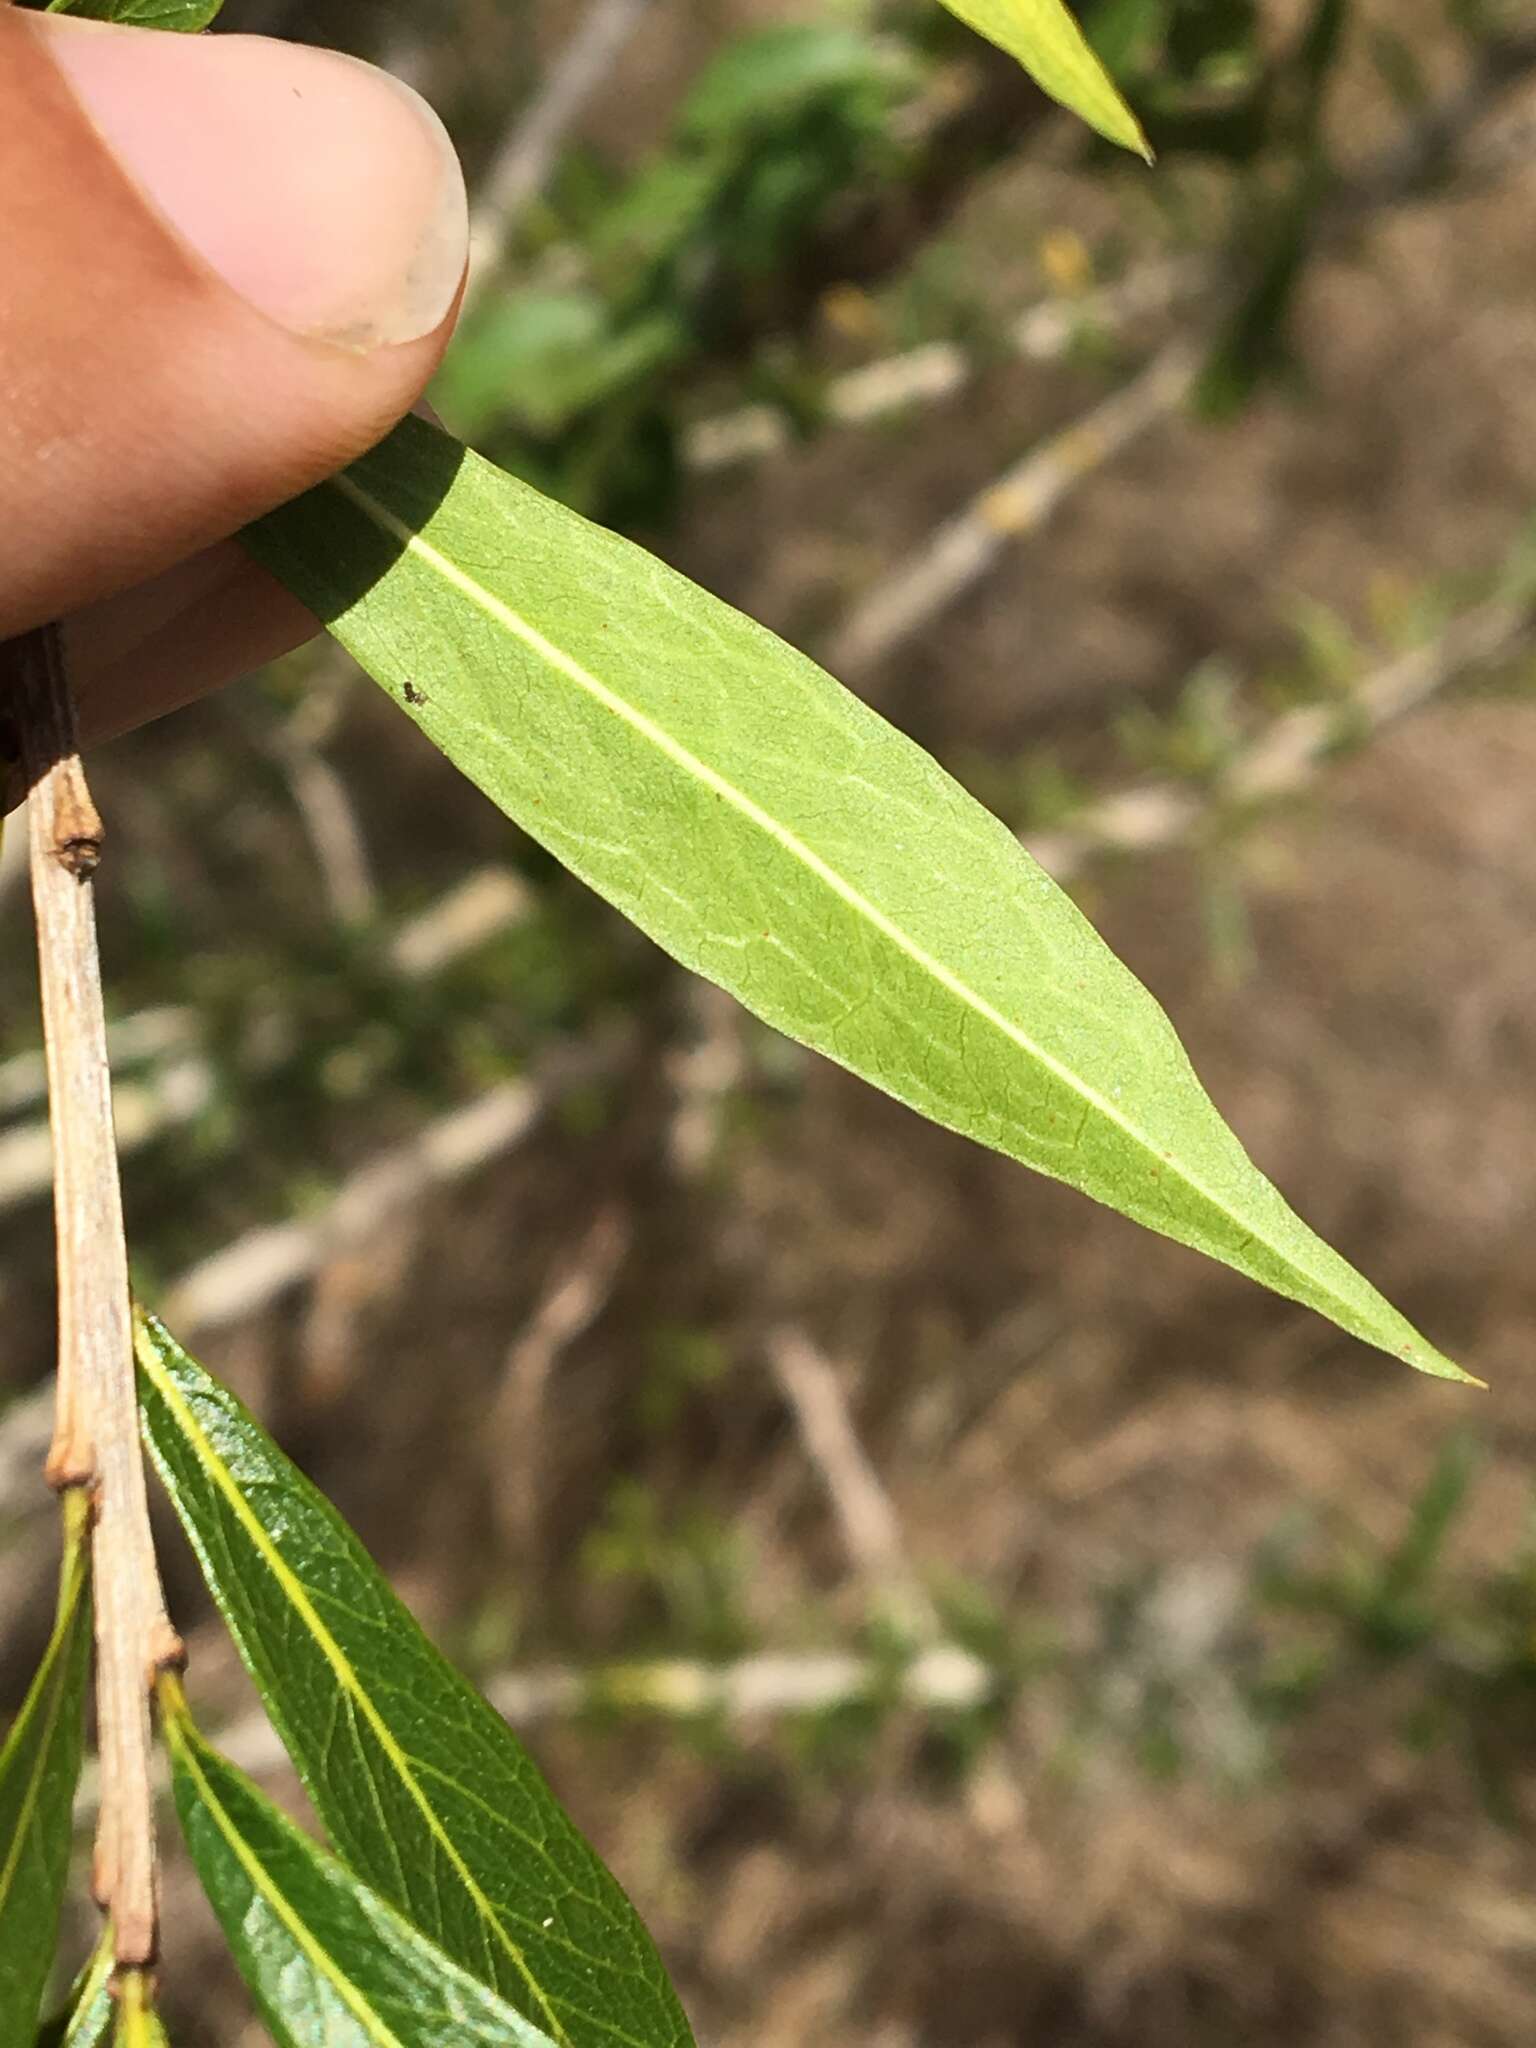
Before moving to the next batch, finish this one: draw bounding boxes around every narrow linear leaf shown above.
[160,1681,556,2048]
[135,1314,694,2048]
[0,1492,93,2045]
[39,0,224,31]
[31,1931,113,2048]
[245,416,1467,1381]
[934,0,1151,157]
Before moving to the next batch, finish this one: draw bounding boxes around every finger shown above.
[56,397,452,761]
[61,546,316,757]
[0,13,467,647]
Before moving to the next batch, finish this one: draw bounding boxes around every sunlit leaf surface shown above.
[935,0,1151,157]
[246,416,1467,1379]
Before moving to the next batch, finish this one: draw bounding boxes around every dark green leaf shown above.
[677,23,909,140]
[136,1313,694,2048]
[1368,25,1430,114]
[245,415,1467,1381]
[160,1680,556,2048]
[1358,1429,1481,1652]
[30,1932,112,2048]
[1197,165,1326,417]
[39,0,223,30]
[0,1494,92,2045]
[1084,0,1170,75]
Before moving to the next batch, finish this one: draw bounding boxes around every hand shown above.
[0,11,467,779]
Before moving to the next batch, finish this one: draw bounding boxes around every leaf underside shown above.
[136,1314,695,2048]
[162,1687,556,2048]
[0,1502,92,2046]
[245,416,1466,1381]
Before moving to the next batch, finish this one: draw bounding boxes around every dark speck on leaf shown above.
[403,680,427,706]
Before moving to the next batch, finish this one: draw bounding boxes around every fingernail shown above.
[34,17,467,349]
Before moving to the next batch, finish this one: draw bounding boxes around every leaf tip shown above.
[1101,98,1154,163]
[1400,1340,1484,1390]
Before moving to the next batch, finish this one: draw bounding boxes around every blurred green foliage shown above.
[436,24,920,516]
[433,0,1376,520]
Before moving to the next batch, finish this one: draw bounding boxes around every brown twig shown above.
[192,1643,998,1780]
[0,868,533,1216]
[684,256,1202,475]
[766,1325,937,1639]
[157,1075,547,1337]
[1022,590,1535,882]
[265,721,378,929]
[825,335,1204,679]
[488,1204,632,1556]
[4,621,180,1969]
[766,1322,1031,1832]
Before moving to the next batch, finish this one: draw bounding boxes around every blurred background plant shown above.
[5,0,1536,2040]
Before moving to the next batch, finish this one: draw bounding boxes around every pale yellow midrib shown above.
[167,1715,406,2048]
[332,479,1194,1169]
[329,470,1368,1339]
[64,1942,112,2046]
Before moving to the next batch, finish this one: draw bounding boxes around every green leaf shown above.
[0,1493,93,2045]
[677,23,909,141]
[245,416,1467,1381]
[31,1931,112,2048]
[435,293,683,441]
[935,0,1151,157]
[1082,0,1171,76]
[135,1313,694,2048]
[41,0,224,30]
[160,1680,557,2048]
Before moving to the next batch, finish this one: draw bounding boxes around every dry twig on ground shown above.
[822,46,1536,680]
[826,336,1203,680]
[489,1205,633,1555]
[464,0,654,311]
[194,1642,996,1790]
[767,1325,937,1639]
[684,259,1202,475]
[1024,591,1535,881]
[0,867,532,1215]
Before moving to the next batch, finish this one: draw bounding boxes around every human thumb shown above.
[0,12,468,641]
